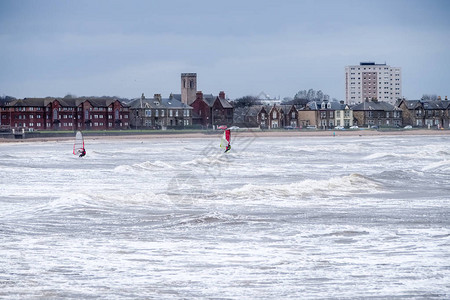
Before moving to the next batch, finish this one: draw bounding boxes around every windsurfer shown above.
[220,129,231,153]
[79,148,86,157]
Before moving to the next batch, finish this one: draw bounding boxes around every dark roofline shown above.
[360,62,386,66]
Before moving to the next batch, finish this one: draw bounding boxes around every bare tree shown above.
[232,95,261,108]
[421,94,438,101]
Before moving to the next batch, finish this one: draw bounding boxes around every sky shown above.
[1,0,449,101]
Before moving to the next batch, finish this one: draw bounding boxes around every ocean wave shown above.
[172,211,250,227]
[181,154,230,167]
[228,173,382,199]
[23,193,101,216]
[114,160,174,173]
[363,152,397,160]
[32,190,167,216]
[310,230,370,238]
[375,169,417,181]
[364,149,449,161]
[422,160,450,172]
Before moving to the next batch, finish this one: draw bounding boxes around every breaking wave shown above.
[422,160,450,172]
[181,154,230,167]
[114,160,174,173]
[228,173,382,199]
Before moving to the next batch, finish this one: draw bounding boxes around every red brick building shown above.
[0,97,130,131]
[190,91,233,128]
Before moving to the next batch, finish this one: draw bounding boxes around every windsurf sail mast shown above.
[219,129,231,152]
[73,131,85,155]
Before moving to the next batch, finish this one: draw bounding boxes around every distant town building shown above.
[181,73,197,105]
[233,106,262,128]
[128,93,193,129]
[255,104,298,129]
[345,62,402,105]
[301,100,352,129]
[190,91,233,128]
[0,97,130,131]
[396,98,449,129]
[256,92,282,105]
[352,99,402,127]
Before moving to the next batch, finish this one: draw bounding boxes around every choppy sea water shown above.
[0,134,449,299]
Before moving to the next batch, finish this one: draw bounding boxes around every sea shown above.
[0,134,449,299]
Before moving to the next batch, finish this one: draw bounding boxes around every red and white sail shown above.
[220,129,231,150]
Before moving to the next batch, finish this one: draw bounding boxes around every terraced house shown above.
[397,98,450,129]
[129,93,193,129]
[255,104,299,129]
[299,100,352,129]
[190,91,233,128]
[352,99,402,127]
[0,97,130,131]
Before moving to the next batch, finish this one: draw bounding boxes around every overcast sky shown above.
[1,0,449,100]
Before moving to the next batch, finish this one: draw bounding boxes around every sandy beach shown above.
[1,129,449,144]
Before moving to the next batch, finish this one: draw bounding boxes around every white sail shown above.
[73,131,85,155]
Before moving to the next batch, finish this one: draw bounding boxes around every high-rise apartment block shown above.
[345,62,402,104]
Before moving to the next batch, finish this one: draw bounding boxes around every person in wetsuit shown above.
[79,148,86,157]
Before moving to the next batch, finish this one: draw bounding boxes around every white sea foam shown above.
[422,159,450,171]
[114,160,174,173]
[1,135,449,299]
[181,154,230,167]
[228,173,382,200]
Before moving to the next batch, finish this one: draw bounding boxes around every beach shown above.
[1,129,449,144]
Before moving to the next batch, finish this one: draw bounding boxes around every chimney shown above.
[140,93,145,108]
[219,91,225,99]
[438,96,441,101]
[446,96,448,101]
[340,100,344,104]
[154,94,161,102]
[196,91,203,101]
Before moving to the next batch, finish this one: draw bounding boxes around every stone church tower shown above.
[181,73,197,105]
